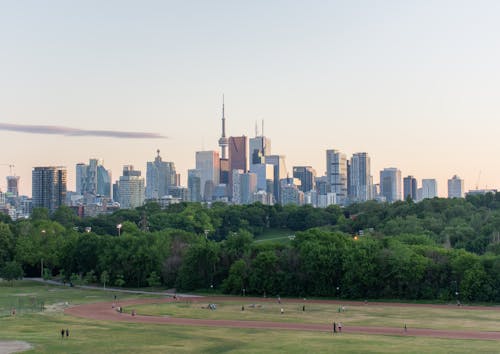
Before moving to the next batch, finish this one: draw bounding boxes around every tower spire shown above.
[218,94,228,159]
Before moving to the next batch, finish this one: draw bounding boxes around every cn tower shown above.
[218,95,228,159]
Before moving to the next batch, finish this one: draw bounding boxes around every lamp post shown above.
[116,224,122,237]
[40,229,46,279]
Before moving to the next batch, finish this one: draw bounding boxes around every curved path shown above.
[65,296,500,341]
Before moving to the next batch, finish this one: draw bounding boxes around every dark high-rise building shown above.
[293,166,316,193]
[228,136,248,189]
[6,176,20,196]
[403,175,417,200]
[32,166,67,213]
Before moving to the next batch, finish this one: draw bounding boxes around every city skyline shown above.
[2,1,500,195]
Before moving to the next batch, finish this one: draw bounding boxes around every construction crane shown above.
[475,170,482,190]
[0,164,15,175]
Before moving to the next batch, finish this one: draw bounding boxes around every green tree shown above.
[101,271,109,289]
[222,259,248,294]
[0,222,15,267]
[52,205,79,229]
[31,208,50,221]
[147,271,161,288]
[1,261,24,286]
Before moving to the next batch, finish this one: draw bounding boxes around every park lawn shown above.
[254,228,295,243]
[2,313,500,354]
[2,281,500,353]
[126,300,500,332]
[0,280,155,316]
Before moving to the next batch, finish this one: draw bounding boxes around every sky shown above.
[1,0,500,197]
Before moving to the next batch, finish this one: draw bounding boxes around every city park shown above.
[2,195,500,352]
[1,279,500,353]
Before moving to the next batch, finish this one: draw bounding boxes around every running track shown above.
[65,296,500,341]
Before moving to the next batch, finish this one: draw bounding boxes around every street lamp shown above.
[116,224,122,236]
[41,229,46,279]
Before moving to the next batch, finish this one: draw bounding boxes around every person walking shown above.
[60,329,65,339]
[65,329,69,339]
[404,323,407,333]
[338,322,342,333]
[333,322,337,334]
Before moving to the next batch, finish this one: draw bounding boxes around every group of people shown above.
[60,328,69,339]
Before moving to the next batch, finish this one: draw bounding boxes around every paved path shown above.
[65,296,500,341]
[27,278,200,297]
[0,341,32,354]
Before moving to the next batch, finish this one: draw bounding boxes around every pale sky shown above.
[1,0,500,196]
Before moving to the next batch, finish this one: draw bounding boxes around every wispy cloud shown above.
[0,123,166,139]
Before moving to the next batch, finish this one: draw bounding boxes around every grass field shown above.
[1,280,500,353]
[254,228,295,243]
[125,299,500,332]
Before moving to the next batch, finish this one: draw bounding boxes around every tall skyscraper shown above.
[232,170,257,205]
[280,177,304,206]
[228,136,248,193]
[76,159,112,198]
[380,168,402,203]
[249,135,271,166]
[265,154,287,203]
[32,166,67,212]
[348,153,372,202]
[326,149,348,204]
[293,166,316,193]
[250,163,274,192]
[448,175,464,198]
[117,165,145,209]
[403,175,417,201]
[196,151,220,201]
[146,149,177,199]
[422,179,438,199]
[96,164,112,198]
[187,169,202,202]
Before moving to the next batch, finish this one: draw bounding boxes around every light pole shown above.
[41,229,46,279]
[116,224,122,237]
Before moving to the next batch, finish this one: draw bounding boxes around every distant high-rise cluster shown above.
[1,99,487,219]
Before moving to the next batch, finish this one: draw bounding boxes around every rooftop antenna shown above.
[255,121,258,137]
[262,119,264,137]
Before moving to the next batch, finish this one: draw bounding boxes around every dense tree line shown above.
[2,193,500,302]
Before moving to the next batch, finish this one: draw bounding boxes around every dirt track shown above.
[65,296,500,341]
